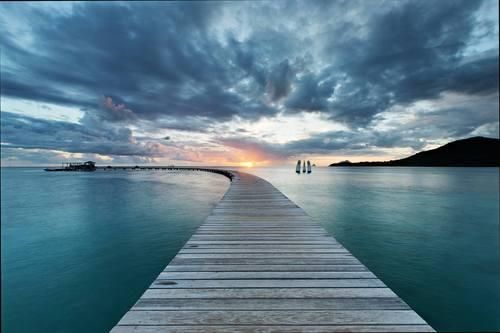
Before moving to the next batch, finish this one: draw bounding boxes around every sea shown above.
[1,166,499,332]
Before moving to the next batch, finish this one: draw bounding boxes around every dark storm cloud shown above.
[0,2,278,122]
[266,60,295,101]
[285,72,336,111]
[0,72,97,109]
[228,37,268,89]
[282,0,499,125]
[0,112,166,157]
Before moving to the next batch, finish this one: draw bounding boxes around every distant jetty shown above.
[43,164,235,179]
[45,161,96,172]
[329,137,500,167]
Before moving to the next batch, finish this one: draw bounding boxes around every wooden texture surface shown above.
[112,170,434,332]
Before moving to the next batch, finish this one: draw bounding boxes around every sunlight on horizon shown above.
[239,161,255,168]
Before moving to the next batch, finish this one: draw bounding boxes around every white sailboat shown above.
[296,160,301,174]
[302,160,306,173]
[307,160,312,173]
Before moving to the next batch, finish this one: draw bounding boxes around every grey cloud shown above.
[229,37,267,88]
[266,60,295,101]
[0,2,279,123]
[217,137,287,161]
[281,131,426,155]
[284,0,498,125]
[98,96,137,122]
[285,72,335,111]
[1,112,165,157]
[215,133,372,161]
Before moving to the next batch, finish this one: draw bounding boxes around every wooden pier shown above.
[111,169,434,332]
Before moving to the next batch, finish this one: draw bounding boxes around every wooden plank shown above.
[196,231,325,233]
[196,228,326,231]
[184,241,340,245]
[174,253,355,259]
[169,258,362,265]
[133,297,410,310]
[149,279,385,288]
[164,265,369,272]
[181,244,346,249]
[157,271,376,279]
[116,310,427,325]
[179,248,349,253]
[141,287,399,299]
[112,325,434,333]
[192,236,332,239]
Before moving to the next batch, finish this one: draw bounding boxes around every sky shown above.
[0,0,498,167]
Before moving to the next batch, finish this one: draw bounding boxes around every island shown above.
[329,136,500,167]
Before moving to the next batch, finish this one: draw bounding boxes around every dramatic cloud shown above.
[266,60,295,101]
[0,0,498,165]
[1,112,158,156]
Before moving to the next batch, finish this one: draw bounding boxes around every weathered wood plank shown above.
[179,248,349,253]
[158,271,376,279]
[169,258,362,265]
[185,241,340,245]
[141,287,399,299]
[175,253,354,259]
[164,264,369,272]
[183,244,344,250]
[116,310,427,325]
[112,325,434,333]
[133,297,410,310]
[194,231,328,235]
[150,278,385,288]
[196,230,325,232]
[189,236,332,240]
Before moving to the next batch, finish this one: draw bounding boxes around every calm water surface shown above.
[2,166,499,332]
[1,168,229,332]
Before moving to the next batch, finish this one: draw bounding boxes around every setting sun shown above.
[239,161,254,168]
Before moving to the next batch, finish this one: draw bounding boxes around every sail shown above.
[296,160,301,173]
[302,161,306,173]
[307,160,312,173]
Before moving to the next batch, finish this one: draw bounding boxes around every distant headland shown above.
[329,136,500,167]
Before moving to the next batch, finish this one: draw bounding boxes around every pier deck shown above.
[112,170,434,332]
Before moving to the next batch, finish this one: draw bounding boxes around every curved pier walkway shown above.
[112,170,434,332]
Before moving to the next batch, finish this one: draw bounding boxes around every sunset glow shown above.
[239,161,254,168]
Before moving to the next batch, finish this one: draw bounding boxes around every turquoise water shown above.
[1,168,229,332]
[248,167,500,332]
[1,167,499,332]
